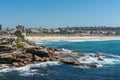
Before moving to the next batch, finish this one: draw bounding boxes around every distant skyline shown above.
[1,0,120,28]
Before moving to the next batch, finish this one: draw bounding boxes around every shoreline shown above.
[26,36,120,41]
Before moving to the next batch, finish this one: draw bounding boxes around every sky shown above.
[0,0,120,28]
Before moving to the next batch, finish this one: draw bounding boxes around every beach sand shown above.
[26,36,120,41]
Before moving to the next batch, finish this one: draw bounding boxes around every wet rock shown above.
[73,61,81,66]
[98,56,104,61]
[60,59,81,66]
[60,59,74,64]
[86,63,99,68]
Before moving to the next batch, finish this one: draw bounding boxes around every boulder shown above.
[60,59,74,64]
[49,58,55,61]
[48,48,58,53]
[25,58,32,62]
[53,55,59,59]
[44,57,50,61]
[60,59,81,66]
[86,63,99,68]
[40,58,46,62]
[0,64,2,68]
[98,56,104,61]
[26,48,51,57]
[23,61,28,64]
[34,55,42,61]
[73,61,81,66]
[18,62,25,66]
[12,62,19,67]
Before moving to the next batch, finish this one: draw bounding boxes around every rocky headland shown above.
[0,37,104,69]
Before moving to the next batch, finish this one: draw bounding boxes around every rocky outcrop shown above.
[60,59,101,67]
[0,37,104,68]
[0,46,61,67]
[26,47,52,57]
[0,46,15,53]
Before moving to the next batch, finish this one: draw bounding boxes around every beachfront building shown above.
[26,28,43,34]
[25,26,120,36]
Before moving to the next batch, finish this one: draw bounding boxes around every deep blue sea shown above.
[1,40,120,80]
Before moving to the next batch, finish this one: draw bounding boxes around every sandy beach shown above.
[26,36,120,41]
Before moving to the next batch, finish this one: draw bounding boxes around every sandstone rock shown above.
[34,55,42,61]
[60,59,74,65]
[26,48,51,57]
[60,59,81,66]
[68,54,81,58]
[73,61,81,66]
[44,57,50,61]
[48,48,58,53]
[53,55,59,59]
[12,62,19,67]
[53,51,61,55]
[49,58,55,61]
[18,62,25,66]
[25,58,32,62]
[23,61,28,64]
[40,58,46,62]
[0,64,2,68]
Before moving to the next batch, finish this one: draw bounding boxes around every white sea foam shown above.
[77,54,120,66]
[43,39,119,42]
[61,48,73,53]
[0,61,60,76]
[104,54,120,58]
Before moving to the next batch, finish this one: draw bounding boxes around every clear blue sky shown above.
[0,0,120,28]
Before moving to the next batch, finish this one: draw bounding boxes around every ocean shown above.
[0,40,120,80]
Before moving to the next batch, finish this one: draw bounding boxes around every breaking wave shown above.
[0,61,60,76]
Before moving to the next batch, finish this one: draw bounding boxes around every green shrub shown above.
[16,42,24,49]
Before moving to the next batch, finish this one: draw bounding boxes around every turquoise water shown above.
[37,40,120,55]
[1,40,120,80]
